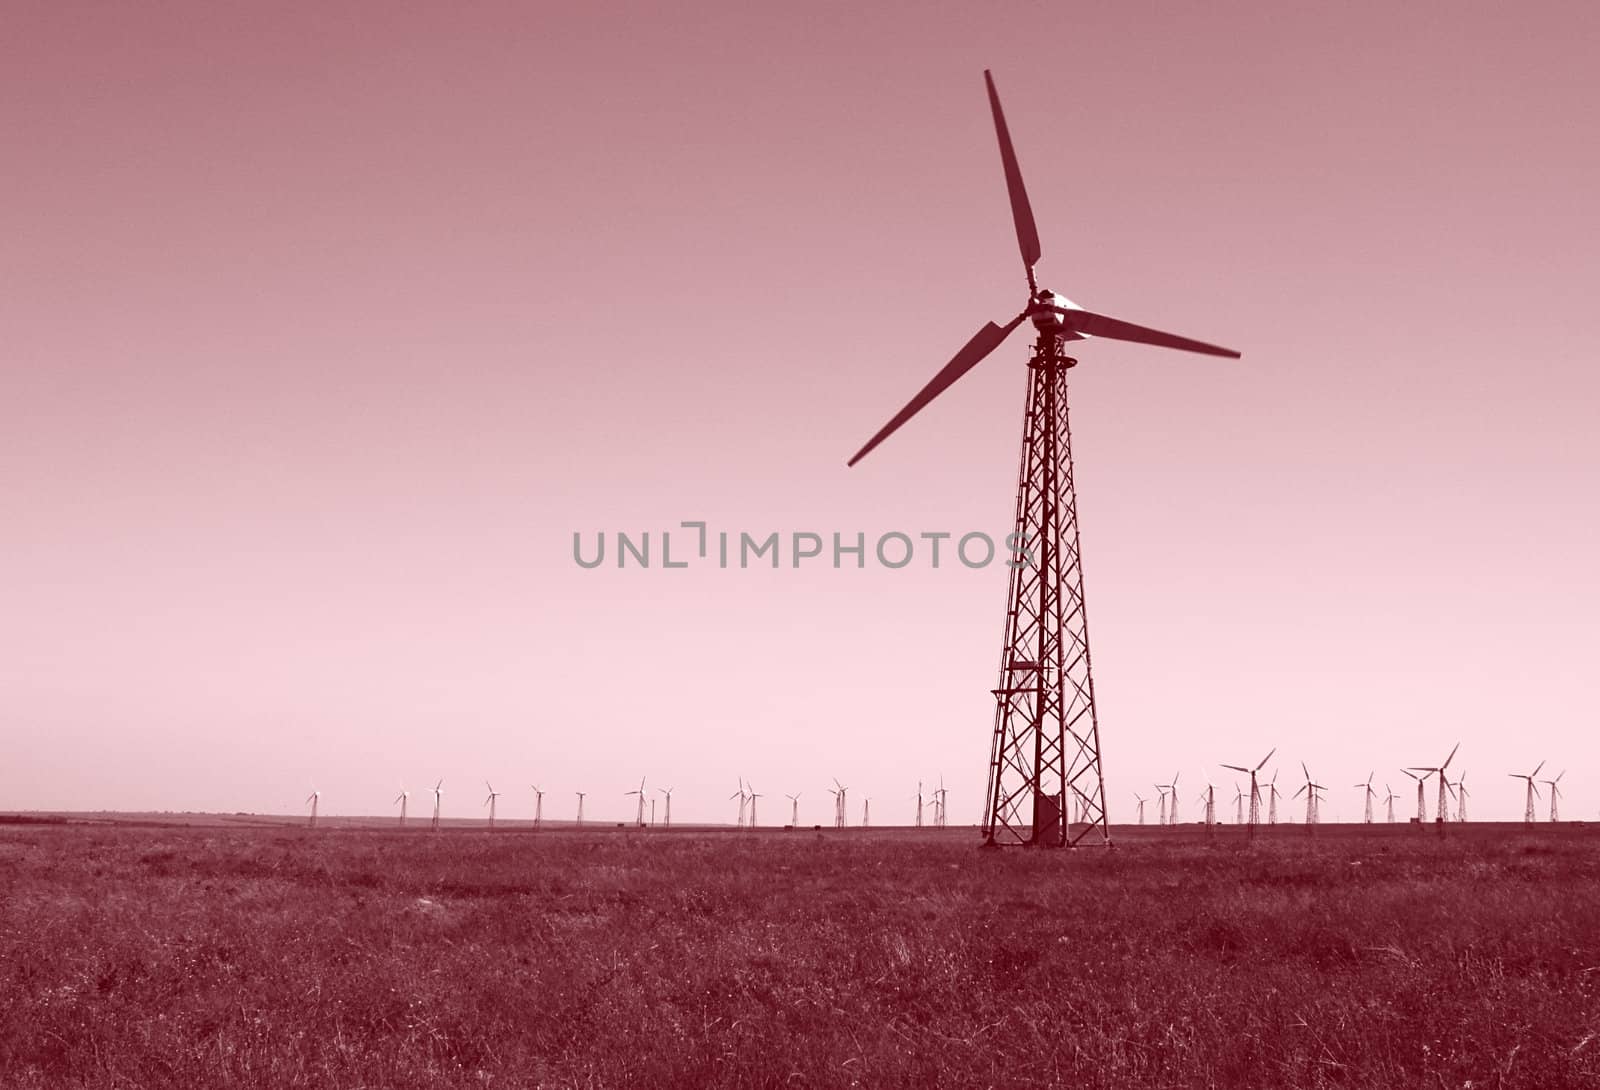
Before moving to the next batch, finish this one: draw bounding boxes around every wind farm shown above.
[8,7,1600,1088]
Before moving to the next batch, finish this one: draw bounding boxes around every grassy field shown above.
[3,821,1598,1088]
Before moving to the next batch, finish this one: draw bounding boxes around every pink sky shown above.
[4,2,1598,824]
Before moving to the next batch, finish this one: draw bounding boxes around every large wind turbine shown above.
[1133,792,1147,825]
[575,791,586,828]
[394,787,408,827]
[658,785,673,828]
[305,789,319,828]
[786,792,799,827]
[530,785,545,830]
[1383,783,1397,823]
[430,779,443,832]
[847,71,1240,849]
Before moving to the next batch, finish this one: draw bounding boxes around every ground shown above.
[3,819,1598,1088]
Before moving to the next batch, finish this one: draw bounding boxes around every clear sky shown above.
[5,2,1598,825]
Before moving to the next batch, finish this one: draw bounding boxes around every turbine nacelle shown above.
[1028,290,1087,337]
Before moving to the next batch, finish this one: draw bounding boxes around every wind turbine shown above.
[1509,761,1545,824]
[531,785,544,830]
[786,792,799,827]
[483,781,501,830]
[1198,780,1216,829]
[625,776,647,828]
[658,786,673,828]
[1154,784,1169,826]
[915,781,925,828]
[1222,747,1275,836]
[1354,772,1375,824]
[430,778,443,832]
[1543,770,1565,822]
[1383,783,1397,823]
[833,779,848,829]
[1293,763,1324,826]
[394,787,408,827]
[730,779,748,829]
[935,776,948,828]
[847,71,1240,849]
[1265,770,1281,825]
[1400,768,1428,822]
[747,784,761,829]
[1408,742,1459,825]
[305,789,319,828]
[861,796,870,828]
[1163,772,1182,824]
[575,791,586,828]
[1451,771,1470,822]
[1133,792,1147,825]
[1232,783,1244,825]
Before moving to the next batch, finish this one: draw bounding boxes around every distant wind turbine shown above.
[1354,772,1375,824]
[306,789,319,828]
[786,792,800,827]
[1509,761,1544,824]
[394,787,408,827]
[1221,746,1274,835]
[575,791,586,828]
[483,781,501,830]
[1408,742,1459,826]
[1543,770,1565,822]
[658,785,673,828]
[625,776,647,828]
[430,779,443,832]
[531,785,544,830]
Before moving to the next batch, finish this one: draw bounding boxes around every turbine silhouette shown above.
[848,71,1239,848]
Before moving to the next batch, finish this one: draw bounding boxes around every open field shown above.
[3,822,1599,1088]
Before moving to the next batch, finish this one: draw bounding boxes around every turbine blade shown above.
[1256,747,1276,771]
[1220,764,1249,773]
[984,70,1040,279]
[1065,308,1241,358]
[1441,742,1460,770]
[847,314,1026,467]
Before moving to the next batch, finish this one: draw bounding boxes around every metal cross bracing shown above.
[981,334,1108,848]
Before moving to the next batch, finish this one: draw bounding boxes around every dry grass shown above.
[3,822,1599,1088]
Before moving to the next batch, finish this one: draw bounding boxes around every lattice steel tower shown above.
[846,71,1241,849]
[981,328,1107,846]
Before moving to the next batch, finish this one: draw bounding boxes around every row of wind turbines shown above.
[1132,745,1571,830]
[303,775,953,830]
